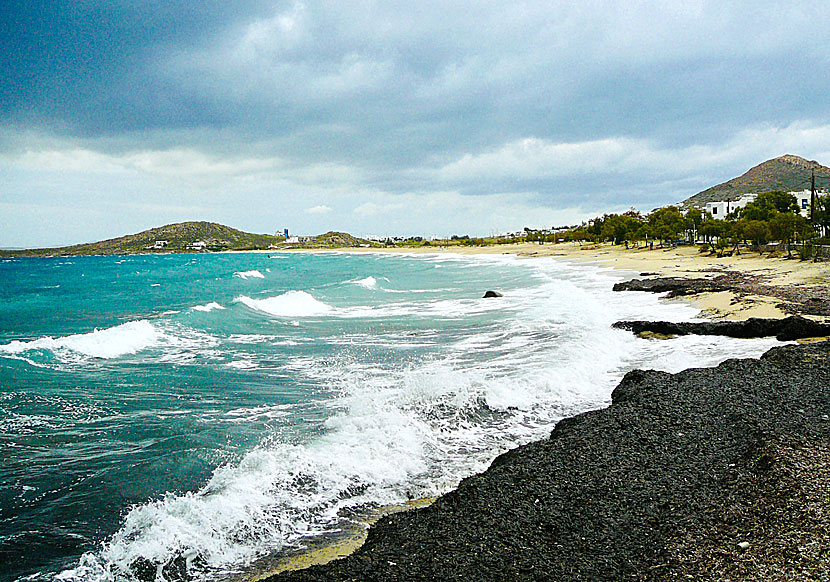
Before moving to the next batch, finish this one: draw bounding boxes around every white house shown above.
[788,190,813,217]
[705,193,757,218]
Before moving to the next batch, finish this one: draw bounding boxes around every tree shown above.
[740,191,798,221]
[737,219,769,251]
[699,219,726,253]
[769,212,799,257]
[684,207,705,242]
[813,195,830,238]
[648,206,685,244]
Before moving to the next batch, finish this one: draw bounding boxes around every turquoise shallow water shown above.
[0,252,784,581]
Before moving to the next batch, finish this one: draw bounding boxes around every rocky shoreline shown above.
[613,315,830,341]
[613,274,830,317]
[265,339,829,581]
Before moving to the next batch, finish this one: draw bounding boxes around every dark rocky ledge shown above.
[613,274,830,317]
[612,276,730,296]
[267,341,830,581]
[613,315,830,341]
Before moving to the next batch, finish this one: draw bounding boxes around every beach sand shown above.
[330,242,830,321]
[247,499,435,580]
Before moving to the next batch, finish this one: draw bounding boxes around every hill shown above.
[684,154,830,207]
[1,222,284,257]
[0,223,377,257]
[308,231,369,247]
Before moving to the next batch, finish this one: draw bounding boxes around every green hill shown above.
[2,222,283,256]
[309,231,370,247]
[684,155,830,207]
[1,223,377,257]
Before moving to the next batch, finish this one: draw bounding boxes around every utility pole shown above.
[811,169,817,223]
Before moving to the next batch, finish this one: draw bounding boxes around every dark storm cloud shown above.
[0,0,274,130]
[3,1,830,246]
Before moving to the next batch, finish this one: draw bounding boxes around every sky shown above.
[2,1,830,247]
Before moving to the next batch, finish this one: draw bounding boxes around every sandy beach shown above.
[330,242,830,321]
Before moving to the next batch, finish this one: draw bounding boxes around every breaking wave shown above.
[235,270,265,280]
[0,321,162,360]
[235,291,333,317]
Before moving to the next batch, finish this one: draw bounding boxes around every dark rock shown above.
[612,315,830,341]
[482,290,503,298]
[614,274,830,317]
[612,276,727,296]
[267,341,830,582]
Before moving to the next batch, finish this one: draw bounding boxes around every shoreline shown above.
[305,242,830,321]
[245,498,435,580]
[266,339,829,581]
[250,243,829,578]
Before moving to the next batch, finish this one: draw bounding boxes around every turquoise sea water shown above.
[0,252,784,581]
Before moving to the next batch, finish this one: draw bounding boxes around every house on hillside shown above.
[704,189,828,220]
[152,240,169,249]
[704,193,756,218]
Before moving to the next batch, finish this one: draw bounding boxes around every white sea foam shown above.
[353,276,377,289]
[0,321,162,359]
[225,359,258,370]
[235,270,265,280]
[192,302,225,312]
[236,291,333,317]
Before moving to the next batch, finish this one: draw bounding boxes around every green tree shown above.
[769,212,800,257]
[740,191,798,221]
[684,207,705,242]
[648,206,685,244]
[699,219,727,253]
[813,195,830,238]
[737,219,769,251]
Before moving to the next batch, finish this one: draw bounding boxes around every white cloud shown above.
[437,121,830,185]
[305,205,333,214]
[14,147,283,178]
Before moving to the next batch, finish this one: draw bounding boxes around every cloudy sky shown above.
[2,1,830,247]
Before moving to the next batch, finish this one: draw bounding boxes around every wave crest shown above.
[0,321,161,359]
[236,291,333,317]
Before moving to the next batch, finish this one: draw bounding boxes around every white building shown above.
[704,190,829,220]
[788,190,813,217]
[704,193,756,218]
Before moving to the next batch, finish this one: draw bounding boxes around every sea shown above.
[0,251,784,582]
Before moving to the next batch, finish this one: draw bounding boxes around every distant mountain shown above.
[311,231,369,247]
[684,155,830,207]
[1,222,375,257]
[1,222,284,257]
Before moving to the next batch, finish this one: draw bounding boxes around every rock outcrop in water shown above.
[613,315,830,341]
[268,341,830,581]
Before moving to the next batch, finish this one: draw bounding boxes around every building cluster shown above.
[703,189,827,219]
